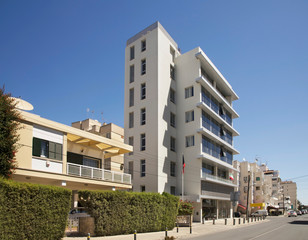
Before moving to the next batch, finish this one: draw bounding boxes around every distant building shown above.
[281,181,297,210]
[124,22,239,222]
[72,119,125,173]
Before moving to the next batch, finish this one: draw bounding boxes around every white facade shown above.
[124,22,239,221]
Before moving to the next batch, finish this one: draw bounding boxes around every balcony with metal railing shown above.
[201,172,237,187]
[67,163,131,185]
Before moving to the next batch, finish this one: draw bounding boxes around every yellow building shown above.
[13,110,132,207]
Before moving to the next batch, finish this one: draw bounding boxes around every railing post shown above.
[102,169,104,180]
[91,168,93,179]
[112,172,114,182]
[79,165,81,177]
[121,173,123,183]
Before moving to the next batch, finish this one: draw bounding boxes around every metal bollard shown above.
[247,217,250,223]
[213,218,215,225]
[225,219,227,225]
[87,233,90,240]
[243,218,245,224]
[190,225,192,234]
[202,217,204,224]
[165,227,168,237]
[254,217,256,222]
[134,230,137,240]
[239,218,241,225]
[177,222,179,233]
[233,218,236,225]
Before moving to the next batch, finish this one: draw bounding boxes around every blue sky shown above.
[1,0,308,204]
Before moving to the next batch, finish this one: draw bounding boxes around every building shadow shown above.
[289,220,308,225]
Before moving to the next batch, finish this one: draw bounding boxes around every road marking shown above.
[248,224,286,240]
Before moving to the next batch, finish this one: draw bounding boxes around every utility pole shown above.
[283,193,285,215]
[246,174,251,219]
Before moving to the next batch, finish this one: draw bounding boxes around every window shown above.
[141,83,146,100]
[140,159,146,177]
[244,176,248,183]
[256,186,260,191]
[141,59,146,75]
[202,163,214,175]
[140,108,146,125]
[244,186,248,193]
[129,112,134,128]
[185,86,194,98]
[130,46,135,60]
[170,88,175,103]
[186,135,195,147]
[32,137,62,161]
[218,169,226,179]
[170,65,175,80]
[170,112,176,128]
[129,65,134,83]
[170,137,176,152]
[128,137,134,155]
[170,186,176,195]
[141,39,146,52]
[128,161,134,179]
[140,185,146,192]
[185,110,194,123]
[170,162,176,177]
[105,133,111,139]
[104,158,111,170]
[256,177,260,181]
[140,133,146,151]
[129,88,134,107]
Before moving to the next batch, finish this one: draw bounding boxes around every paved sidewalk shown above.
[63,217,268,240]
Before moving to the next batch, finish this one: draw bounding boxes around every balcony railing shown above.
[67,163,131,184]
[202,172,235,186]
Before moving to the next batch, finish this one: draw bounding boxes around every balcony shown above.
[202,172,237,187]
[67,163,131,185]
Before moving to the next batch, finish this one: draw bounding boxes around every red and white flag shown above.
[182,155,186,174]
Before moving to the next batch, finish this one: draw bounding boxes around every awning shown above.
[238,204,246,210]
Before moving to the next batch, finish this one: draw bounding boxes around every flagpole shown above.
[182,154,184,201]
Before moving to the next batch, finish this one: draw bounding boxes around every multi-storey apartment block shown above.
[281,181,297,210]
[124,22,239,221]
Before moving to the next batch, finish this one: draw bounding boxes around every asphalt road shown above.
[189,215,308,240]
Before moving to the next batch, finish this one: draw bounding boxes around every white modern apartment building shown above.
[124,22,239,222]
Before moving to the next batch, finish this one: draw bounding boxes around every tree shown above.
[0,87,21,178]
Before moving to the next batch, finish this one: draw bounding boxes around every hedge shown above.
[79,190,179,236]
[0,178,71,240]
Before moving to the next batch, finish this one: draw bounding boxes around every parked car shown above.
[296,210,302,216]
[69,208,90,217]
[251,210,268,217]
[288,210,297,217]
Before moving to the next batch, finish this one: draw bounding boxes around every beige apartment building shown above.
[281,181,297,210]
[13,109,132,208]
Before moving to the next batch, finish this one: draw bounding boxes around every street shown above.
[189,215,308,240]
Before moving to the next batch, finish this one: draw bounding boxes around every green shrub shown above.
[178,200,194,215]
[0,178,71,240]
[79,190,179,236]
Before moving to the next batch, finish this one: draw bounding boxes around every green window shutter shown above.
[55,143,62,161]
[32,138,41,157]
[49,142,56,160]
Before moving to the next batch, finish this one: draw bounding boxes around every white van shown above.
[251,210,268,217]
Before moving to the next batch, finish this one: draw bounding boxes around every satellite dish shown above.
[10,97,34,111]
